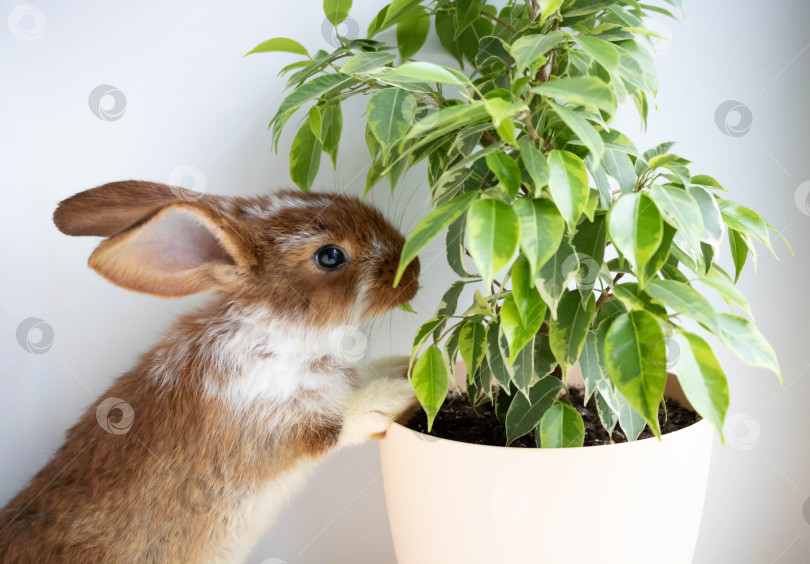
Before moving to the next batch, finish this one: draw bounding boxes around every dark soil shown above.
[404,387,701,447]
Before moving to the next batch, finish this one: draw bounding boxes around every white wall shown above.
[0,1,808,563]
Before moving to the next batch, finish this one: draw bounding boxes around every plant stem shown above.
[522,113,541,142]
[595,273,623,309]
[480,10,517,32]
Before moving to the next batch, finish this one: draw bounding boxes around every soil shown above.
[404,386,701,448]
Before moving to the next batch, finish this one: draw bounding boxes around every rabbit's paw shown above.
[338,377,418,447]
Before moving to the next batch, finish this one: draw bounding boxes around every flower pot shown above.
[379,369,713,564]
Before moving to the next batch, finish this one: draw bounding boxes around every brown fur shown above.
[0,181,420,562]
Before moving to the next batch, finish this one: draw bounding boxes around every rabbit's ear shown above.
[86,203,255,298]
[54,181,190,237]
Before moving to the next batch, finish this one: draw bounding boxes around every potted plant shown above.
[249,0,786,561]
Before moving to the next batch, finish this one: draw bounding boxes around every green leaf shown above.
[398,301,416,313]
[308,106,323,142]
[549,291,595,379]
[602,149,636,194]
[573,35,620,71]
[434,5,464,66]
[548,149,590,229]
[505,377,565,445]
[395,191,480,286]
[245,37,309,57]
[648,184,704,255]
[534,332,557,379]
[454,0,484,39]
[446,216,474,278]
[443,323,463,382]
[382,61,470,86]
[580,331,605,403]
[645,279,720,334]
[397,7,430,60]
[339,52,395,74]
[486,320,514,389]
[595,390,618,435]
[728,228,748,283]
[691,174,725,191]
[436,280,466,318]
[321,104,342,168]
[501,294,546,364]
[459,320,487,380]
[518,139,549,195]
[412,345,449,431]
[511,256,540,319]
[672,330,729,438]
[539,0,564,24]
[485,152,521,197]
[464,290,494,317]
[697,275,753,318]
[367,88,414,154]
[604,310,666,437]
[717,198,774,254]
[571,213,607,299]
[509,31,565,75]
[687,185,724,248]
[290,120,322,191]
[536,240,579,319]
[615,389,647,441]
[539,404,585,448]
[716,313,781,383]
[608,192,663,289]
[484,98,527,147]
[466,199,520,289]
[511,334,535,397]
[546,101,605,160]
[323,0,352,25]
[271,73,355,148]
[532,77,617,114]
[381,0,424,28]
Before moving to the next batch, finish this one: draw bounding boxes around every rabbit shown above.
[0,181,421,563]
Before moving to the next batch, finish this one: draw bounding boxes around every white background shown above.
[1,1,809,563]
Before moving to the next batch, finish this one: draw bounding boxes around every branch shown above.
[595,273,623,309]
[480,10,516,32]
[522,113,541,142]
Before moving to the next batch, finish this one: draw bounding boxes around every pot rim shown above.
[386,417,710,453]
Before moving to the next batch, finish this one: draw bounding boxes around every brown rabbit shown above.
[0,181,421,563]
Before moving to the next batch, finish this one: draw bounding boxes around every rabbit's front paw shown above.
[339,377,418,447]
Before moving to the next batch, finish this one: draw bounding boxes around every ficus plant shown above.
[249,0,787,447]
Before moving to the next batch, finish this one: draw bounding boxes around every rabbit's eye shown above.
[314,245,347,270]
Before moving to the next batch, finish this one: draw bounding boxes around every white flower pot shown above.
[379,371,713,564]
